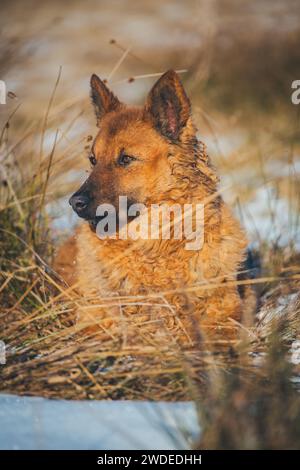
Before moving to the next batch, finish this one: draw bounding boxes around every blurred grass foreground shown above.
[1,0,300,449]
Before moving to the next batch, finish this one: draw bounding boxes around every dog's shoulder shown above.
[53,230,79,286]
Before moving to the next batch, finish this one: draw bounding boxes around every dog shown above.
[55,70,251,346]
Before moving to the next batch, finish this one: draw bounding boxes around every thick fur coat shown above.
[55,70,249,346]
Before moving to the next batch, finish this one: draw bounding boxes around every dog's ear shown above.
[90,74,122,126]
[144,70,191,141]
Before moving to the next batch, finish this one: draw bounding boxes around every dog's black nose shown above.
[69,194,89,215]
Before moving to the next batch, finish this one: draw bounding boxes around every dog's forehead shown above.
[99,108,143,139]
[93,107,165,155]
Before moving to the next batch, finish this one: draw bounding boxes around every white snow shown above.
[0,394,200,450]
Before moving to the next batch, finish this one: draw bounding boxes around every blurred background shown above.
[1,0,300,248]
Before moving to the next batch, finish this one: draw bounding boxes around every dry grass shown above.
[0,99,299,401]
[1,0,300,448]
[196,321,300,449]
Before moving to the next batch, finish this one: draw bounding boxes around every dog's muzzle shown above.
[69,194,90,217]
[69,192,103,231]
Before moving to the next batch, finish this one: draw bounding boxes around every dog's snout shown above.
[69,194,90,215]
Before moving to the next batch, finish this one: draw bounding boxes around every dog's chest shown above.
[76,225,201,296]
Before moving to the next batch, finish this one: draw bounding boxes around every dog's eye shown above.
[89,154,97,166]
[118,153,136,167]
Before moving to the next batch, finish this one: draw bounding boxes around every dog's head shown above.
[69,70,196,229]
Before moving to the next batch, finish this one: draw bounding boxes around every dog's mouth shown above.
[88,215,106,232]
[87,211,138,234]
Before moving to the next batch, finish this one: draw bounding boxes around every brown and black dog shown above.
[55,70,251,346]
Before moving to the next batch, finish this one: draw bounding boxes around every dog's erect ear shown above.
[144,70,191,141]
[90,74,122,126]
